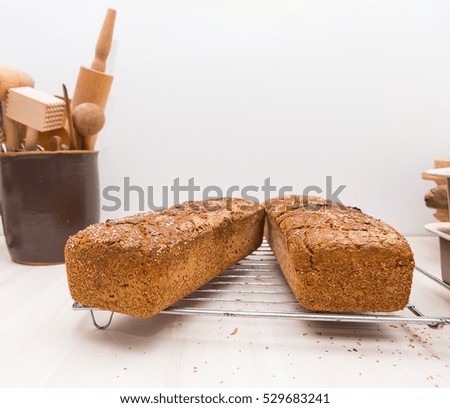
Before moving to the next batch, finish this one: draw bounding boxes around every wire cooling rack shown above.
[73,241,450,329]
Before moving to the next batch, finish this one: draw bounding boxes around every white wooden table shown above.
[0,236,449,387]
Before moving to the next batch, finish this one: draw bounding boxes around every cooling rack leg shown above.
[90,310,114,330]
[407,305,443,329]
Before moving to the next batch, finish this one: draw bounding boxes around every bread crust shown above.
[65,198,265,317]
[264,196,415,312]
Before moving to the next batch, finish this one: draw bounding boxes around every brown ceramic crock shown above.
[0,150,99,264]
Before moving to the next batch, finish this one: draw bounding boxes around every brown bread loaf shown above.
[424,184,448,210]
[65,198,264,317]
[264,196,414,312]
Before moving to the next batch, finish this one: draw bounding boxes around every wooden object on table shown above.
[422,158,450,222]
[434,209,449,222]
[0,66,34,150]
[72,103,105,150]
[71,8,116,150]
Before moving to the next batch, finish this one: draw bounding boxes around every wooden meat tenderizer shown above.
[71,8,116,150]
[6,87,66,150]
[0,66,35,150]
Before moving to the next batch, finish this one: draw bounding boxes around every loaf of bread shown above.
[65,198,265,317]
[264,196,415,312]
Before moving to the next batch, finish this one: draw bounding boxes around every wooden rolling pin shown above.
[0,66,35,150]
[71,8,116,150]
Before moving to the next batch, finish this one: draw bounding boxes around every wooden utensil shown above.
[50,135,62,151]
[6,87,65,132]
[0,66,35,99]
[36,127,70,151]
[62,84,78,150]
[72,103,105,150]
[23,128,39,151]
[71,8,116,150]
[6,86,65,150]
[92,8,116,73]
[0,66,34,150]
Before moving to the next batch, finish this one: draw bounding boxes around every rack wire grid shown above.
[73,241,450,329]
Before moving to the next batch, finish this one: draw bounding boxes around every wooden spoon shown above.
[72,103,105,150]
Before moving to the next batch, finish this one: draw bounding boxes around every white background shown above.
[1,0,450,235]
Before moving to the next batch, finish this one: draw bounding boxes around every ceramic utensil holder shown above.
[0,151,99,264]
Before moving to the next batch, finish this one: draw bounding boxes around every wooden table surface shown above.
[0,236,449,387]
